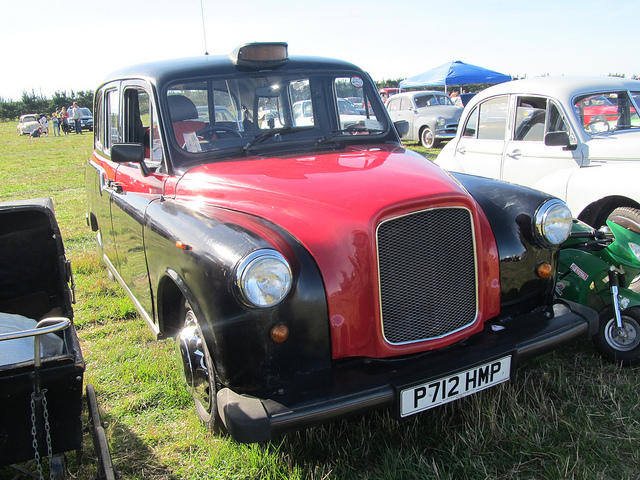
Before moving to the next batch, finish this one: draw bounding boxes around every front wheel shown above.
[177,304,225,432]
[593,306,640,366]
[420,127,437,149]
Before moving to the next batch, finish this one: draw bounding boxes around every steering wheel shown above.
[587,115,610,134]
[197,125,242,140]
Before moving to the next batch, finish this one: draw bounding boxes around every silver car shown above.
[386,91,462,148]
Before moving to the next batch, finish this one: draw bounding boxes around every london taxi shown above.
[85,43,597,443]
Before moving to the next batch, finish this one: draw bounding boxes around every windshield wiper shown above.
[242,127,313,155]
[315,128,385,146]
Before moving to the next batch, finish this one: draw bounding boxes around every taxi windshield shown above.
[164,72,388,158]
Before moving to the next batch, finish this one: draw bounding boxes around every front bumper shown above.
[217,299,597,443]
[435,130,457,140]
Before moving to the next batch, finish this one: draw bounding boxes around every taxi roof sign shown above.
[229,43,289,67]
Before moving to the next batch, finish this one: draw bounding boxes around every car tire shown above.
[593,306,640,366]
[420,127,436,149]
[607,207,640,292]
[180,303,225,433]
[608,207,640,233]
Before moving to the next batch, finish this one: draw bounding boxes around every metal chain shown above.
[30,392,44,480]
[42,390,54,472]
[30,389,54,480]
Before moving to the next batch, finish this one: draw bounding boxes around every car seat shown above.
[168,95,205,149]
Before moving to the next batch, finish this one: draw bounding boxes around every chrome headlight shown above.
[534,199,572,246]
[236,250,292,307]
[436,116,446,127]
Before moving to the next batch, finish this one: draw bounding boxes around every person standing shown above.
[60,107,69,135]
[39,114,50,136]
[51,111,61,136]
[72,102,83,134]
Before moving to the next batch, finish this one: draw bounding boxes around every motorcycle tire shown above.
[593,306,640,366]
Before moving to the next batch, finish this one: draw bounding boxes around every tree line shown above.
[0,90,94,121]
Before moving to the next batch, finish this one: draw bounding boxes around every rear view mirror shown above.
[255,86,281,98]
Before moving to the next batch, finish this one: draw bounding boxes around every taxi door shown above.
[110,82,166,329]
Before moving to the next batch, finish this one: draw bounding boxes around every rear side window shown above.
[387,98,400,112]
[462,96,508,140]
[477,96,508,140]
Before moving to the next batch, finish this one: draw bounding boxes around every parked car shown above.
[386,91,463,148]
[16,114,40,135]
[379,87,400,102]
[85,42,597,444]
[435,76,640,228]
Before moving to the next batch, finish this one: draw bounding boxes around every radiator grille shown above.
[377,207,477,344]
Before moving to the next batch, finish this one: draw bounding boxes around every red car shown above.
[579,94,620,125]
[85,43,596,443]
[379,87,400,102]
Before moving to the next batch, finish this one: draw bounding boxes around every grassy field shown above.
[0,121,638,480]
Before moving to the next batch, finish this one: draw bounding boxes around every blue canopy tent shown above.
[399,60,511,90]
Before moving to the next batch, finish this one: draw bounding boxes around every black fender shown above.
[451,173,559,313]
[142,198,331,394]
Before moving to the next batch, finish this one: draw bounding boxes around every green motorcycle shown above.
[556,210,640,365]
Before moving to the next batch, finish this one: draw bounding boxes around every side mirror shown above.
[545,131,571,147]
[111,143,150,176]
[394,120,409,138]
[112,143,144,163]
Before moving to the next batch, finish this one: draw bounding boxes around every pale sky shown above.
[1,0,637,101]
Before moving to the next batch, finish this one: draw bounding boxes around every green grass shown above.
[0,122,639,479]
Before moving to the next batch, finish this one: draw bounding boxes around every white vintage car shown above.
[435,76,640,227]
[16,114,40,135]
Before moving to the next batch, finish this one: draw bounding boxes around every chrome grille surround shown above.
[376,207,478,345]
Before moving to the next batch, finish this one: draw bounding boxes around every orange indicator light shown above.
[537,262,553,279]
[270,324,289,343]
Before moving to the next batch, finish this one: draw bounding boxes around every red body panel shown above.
[174,145,501,359]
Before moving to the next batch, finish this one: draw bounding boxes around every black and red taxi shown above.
[85,43,597,443]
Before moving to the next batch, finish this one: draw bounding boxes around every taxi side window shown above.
[106,89,120,149]
[387,98,400,112]
[123,87,164,166]
[94,90,103,152]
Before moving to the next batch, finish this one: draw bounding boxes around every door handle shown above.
[507,150,522,160]
[455,146,466,155]
[107,180,124,193]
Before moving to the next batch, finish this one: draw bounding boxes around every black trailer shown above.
[0,198,114,479]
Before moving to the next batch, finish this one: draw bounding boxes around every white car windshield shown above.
[573,91,640,134]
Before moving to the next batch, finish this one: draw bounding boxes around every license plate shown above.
[399,355,511,417]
